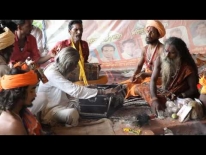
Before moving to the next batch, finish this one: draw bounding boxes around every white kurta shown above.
[30,63,98,124]
[31,26,48,57]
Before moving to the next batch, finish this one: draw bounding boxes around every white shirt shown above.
[31,26,48,57]
[32,63,98,124]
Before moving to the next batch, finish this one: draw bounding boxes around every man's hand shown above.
[151,100,160,116]
[25,59,34,66]
[131,73,140,83]
[140,72,146,78]
[151,99,166,118]
[86,84,97,88]
[132,72,147,83]
[50,52,56,58]
[103,85,123,95]
[131,74,137,82]
[104,88,114,95]
[166,93,177,101]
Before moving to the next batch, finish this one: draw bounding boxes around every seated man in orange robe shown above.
[143,37,199,116]
[120,20,166,99]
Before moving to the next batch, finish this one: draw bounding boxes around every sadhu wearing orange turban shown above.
[0,27,15,77]
[145,20,166,38]
[0,70,38,90]
[120,20,166,99]
[0,66,47,135]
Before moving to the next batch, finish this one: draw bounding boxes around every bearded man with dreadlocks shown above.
[137,37,200,116]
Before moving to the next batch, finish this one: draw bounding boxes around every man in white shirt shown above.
[30,20,48,57]
[30,46,118,127]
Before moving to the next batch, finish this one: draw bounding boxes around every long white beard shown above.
[161,54,181,90]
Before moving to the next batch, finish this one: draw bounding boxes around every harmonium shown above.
[68,63,100,82]
[78,84,126,118]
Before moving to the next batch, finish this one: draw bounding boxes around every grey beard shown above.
[146,38,158,44]
[160,54,181,90]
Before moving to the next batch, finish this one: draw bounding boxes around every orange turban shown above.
[0,70,38,91]
[13,62,30,71]
[145,20,166,38]
[0,27,15,50]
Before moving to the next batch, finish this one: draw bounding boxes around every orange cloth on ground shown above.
[136,63,199,109]
[121,77,161,99]
[135,83,166,110]
[120,41,161,99]
[145,20,166,38]
[199,76,206,94]
[22,108,42,135]
[0,70,38,90]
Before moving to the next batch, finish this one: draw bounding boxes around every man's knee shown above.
[66,109,79,127]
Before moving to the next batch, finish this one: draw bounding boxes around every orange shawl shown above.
[136,62,198,107]
[21,108,42,135]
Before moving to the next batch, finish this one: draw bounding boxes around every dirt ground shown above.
[48,103,206,135]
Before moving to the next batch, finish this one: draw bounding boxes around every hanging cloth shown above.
[71,41,88,85]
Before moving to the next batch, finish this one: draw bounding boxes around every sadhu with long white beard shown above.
[135,37,200,116]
